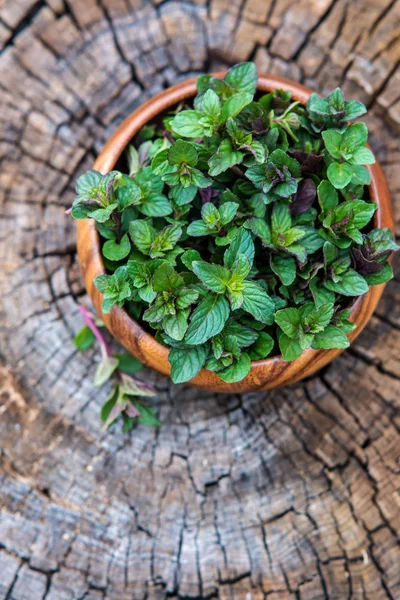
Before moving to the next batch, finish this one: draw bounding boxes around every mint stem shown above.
[78,305,111,360]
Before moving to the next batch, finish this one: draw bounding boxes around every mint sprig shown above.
[74,306,160,432]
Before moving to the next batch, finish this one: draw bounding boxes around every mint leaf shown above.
[163,309,190,341]
[221,92,253,121]
[241,282,275,325]
[115,353,143,374]
[248,332,274,360]
[270,254,296,285]
[325,269,369,296]
[170,110,204,138]
[224,227,255,269]
[103,234,131,261]
[153,263,184,292]
[168,139,198,166]
[134,402,161,427]
[94,355,119,387]
[312,325,349,349]
[279,333,303,361]
[317,180,338,213]
[224,62,258,95]
[192,261,230,293]
[74,326,95,351]
[208,138,244,176]
[217,352,251,383]
[186,295,230,345]
[274,307,301,338]
[327,162,353,189]
[363,263,393,285]
[169,346,208,383]
[129,220,155,255]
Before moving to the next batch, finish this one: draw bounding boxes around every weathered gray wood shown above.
[0,0,400,598]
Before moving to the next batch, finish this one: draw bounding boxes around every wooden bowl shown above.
[77,74,394,393]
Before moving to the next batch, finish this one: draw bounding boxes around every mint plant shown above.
[74,306,160,431]
[71,62,398,384]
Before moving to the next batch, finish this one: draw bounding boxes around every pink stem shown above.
[65,207,72,215]
[78,305,112,359]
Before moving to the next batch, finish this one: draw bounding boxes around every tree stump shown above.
[1,1,400,598]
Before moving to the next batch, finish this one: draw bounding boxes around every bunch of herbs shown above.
[71,62,398,385]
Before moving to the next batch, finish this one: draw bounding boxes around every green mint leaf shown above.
[311,325,349,349]
[270,254,296,286]
[241,281,275,325]
[175,287,199,309]
[115,353,143,374]
[169,345,208,384]
[129,220,156,255]
[103,234,131,261]
[133,402,161,427]
[244,217,271,245]
[221,92,253,121]
[168,139,198,167]
[170,184,197,206]
[223,321,259,346]
[151,149,171,177]
[208,138,244,176]
[231,254,251,283]
[73,325,95,351]
[327,161,353,189]
[219,201,239,225]
[181,249,202,271]
[278,332,303,361]
[363,263,393,285]
[325,269,369,296]
[189,168,213,188]
[185,295,230,345]
[150,225,182,258]
[272,202,292,234]
[348,146,375,165]
[274,307,301,338]
[201,89,221,119]
[139,194,172,217]
[217,352,251,383]
[309,278,335,309]
[248,332,274,360]
[170,110,204,138]
[305,303,334,332]
[153,262,184,292]
[202,201,220,226]
[163,308,190,341]
[224,62,258,95]
[224,227,255,269]
[344,100,367,120]
[317,180,338,213]
[100,386,118,424]
[270,149,302,178]
[186,220,211,236]
[76,169,103,199]
[321,130,342,159]
[192,261,231,293]
[93,355,119,387]
[90,204,118,223]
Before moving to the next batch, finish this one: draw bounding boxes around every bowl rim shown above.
[77,73,394,393]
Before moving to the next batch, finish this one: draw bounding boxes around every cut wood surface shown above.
[0,0,400,598]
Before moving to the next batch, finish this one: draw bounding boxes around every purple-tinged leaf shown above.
[290,179,316,215]
[350,247,384,275]
[288,150,323,174]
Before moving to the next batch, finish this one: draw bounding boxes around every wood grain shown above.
[1,1,400,598]
[77,74,395,393]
